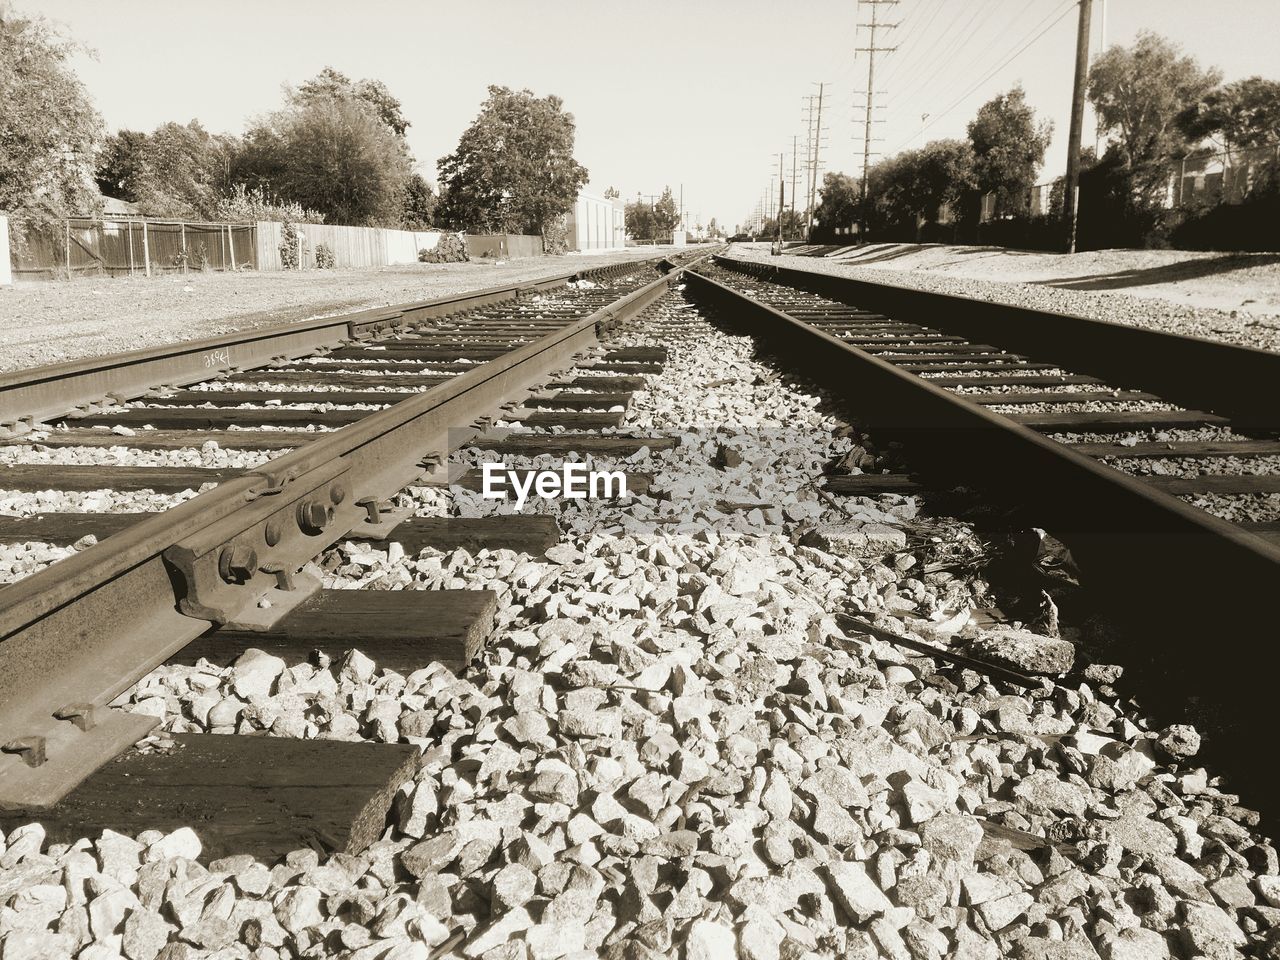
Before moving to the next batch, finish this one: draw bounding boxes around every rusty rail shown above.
[0,259,688,808]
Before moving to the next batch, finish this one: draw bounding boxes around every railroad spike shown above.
[54,702,98,731]
[259,561,298,592]
[2,736,47,768]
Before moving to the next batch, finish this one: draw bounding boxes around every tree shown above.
[907,140,977,226]
[1178,76,1280,153]
[814,172,860,239]
[293,67,410,138]
[1088,32,1221,202]
[624,200,656,241]
[401,173,437,229]
[968,85,1052,217]
[0,6,103,230]
[603,186,620,199]
[237,96,413,225]
[96,121,238,219]
[651,187,680,240]
[437,86,589,239]
[778,208,806,239]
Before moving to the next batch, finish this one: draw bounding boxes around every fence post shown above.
[227,225,236,271]
[141,218,151,277]
[64,220,71,276]
[127,221,135,276]
[180,222,188,273]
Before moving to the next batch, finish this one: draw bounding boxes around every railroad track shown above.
[685,254,1280,817]
[0,251,708,844]
[1,252,1275,960]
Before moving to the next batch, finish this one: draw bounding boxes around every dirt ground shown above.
[0,248,683,373]
[821,243,1280,318]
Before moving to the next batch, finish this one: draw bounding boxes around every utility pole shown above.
[791,134,799,237]
[1063,0,1093,253]
[777,152,786,240]
[855,0,898,242]
[777,172,785,247]
[806,82,826,241]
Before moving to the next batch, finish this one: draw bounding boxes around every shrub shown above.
[314,243,335,268]
[211,184,324,224]
[418,233,469,263]
[542,217,567,256]
[279,221,303,269]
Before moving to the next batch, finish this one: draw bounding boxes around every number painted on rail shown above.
[203,349,231,368]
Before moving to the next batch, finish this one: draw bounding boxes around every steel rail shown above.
[684,262,1280,821]
[0,261,688,808]
[0,256,665,436]
[715,254,1280,431]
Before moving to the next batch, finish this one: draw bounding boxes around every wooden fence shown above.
[254,223,442,271]
[8,218,255,280]
[6,216,548,281]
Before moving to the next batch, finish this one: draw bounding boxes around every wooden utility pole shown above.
[791,135,799,236]
[777,153,785,243]
[806,82,826,241]
[1063,0,1093,253]
[856,0,898,242]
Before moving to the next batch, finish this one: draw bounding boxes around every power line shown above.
[887,0,1007,110]
[881,0,988,89]
[890,0,1077,152]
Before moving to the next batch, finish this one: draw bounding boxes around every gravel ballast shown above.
[0,286,1273,960]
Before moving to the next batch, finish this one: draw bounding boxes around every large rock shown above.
[800,521,907,558]
[968,629,1075,675]
[823,860,892,923]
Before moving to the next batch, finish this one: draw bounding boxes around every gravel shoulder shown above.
[0,247,684,374]
[730,244,1280,354]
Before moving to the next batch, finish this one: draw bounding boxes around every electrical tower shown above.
[854,0,898,239]
[803,83,829,241]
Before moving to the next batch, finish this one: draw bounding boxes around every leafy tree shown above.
[624,200,656,241]
[603,186,620,199]
[401,173,437,229]
[906,140,977,225]
[707,217,721,238]
[0,6,103,231]
[1177,76,1280,153]
[968,85,1052,217]
[814,172,860,238]
[651,186,680,240]
[237,96,413,225]
[293,67,410,138]
[778,208,806,239]
[1088,32,1221,202]
[436,86,589,238]
[96,121,238,219]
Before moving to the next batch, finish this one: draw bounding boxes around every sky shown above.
[35,0,1280,233]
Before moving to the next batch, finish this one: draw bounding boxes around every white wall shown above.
[0,215,11,285]
[255,222,443,271]
[567,193,625,251]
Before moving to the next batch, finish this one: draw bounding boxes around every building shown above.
[565,191,625,251]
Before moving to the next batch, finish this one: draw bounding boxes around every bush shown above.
[279,221,303,269]
[542,216,567,256]
[314,243,335,268]
[211,184,324,224]
[418,233,469,263]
